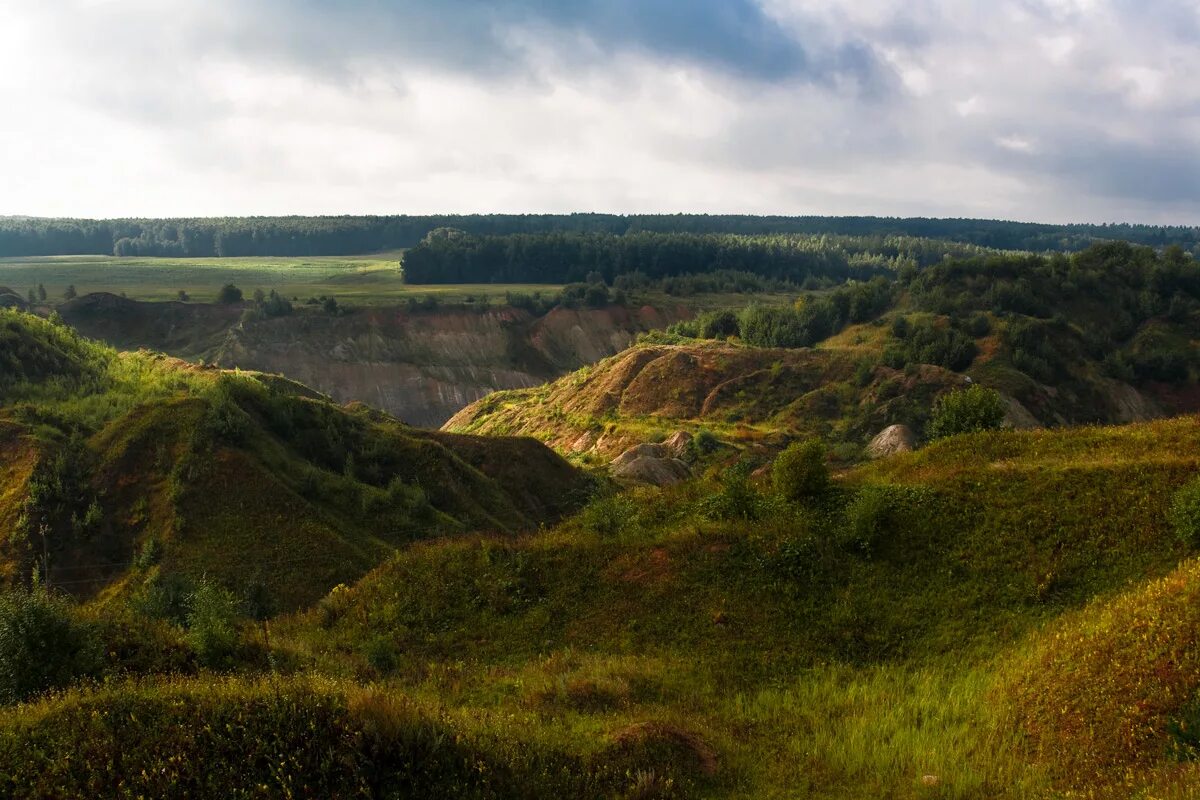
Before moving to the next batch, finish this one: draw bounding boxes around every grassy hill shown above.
[5,242,1200,797]
[446,244,1200,462]
[0,309,590,609]
[5,413,1198,796]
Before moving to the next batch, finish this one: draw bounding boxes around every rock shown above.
[661,430,693,459]
[999,393,1043,429]
[611,455,691,486]
[866,424,917,458]
[570,431,596,453]
[611,442,669,470]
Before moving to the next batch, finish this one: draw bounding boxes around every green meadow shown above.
[0,252,565,305]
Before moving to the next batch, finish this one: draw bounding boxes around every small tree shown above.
[26,288,35,304]
[177,289,189,302]
[36,283,46,302]
[0,586,99,704]
[773,439,829,503]
[186,579,240,669]
[62,284,77,301]
[217,283,243,304]
[252,288,266,305]
[322,296,339,315]
[927,385,1005,440]
[1169,477,1200,548]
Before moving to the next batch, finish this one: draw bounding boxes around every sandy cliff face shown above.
[61,294,687,427]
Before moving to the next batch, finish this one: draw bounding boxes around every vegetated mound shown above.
[453,240,1200,462]
[0,287,25,310]
[59,292,242,358]
[0,677,706,799]
[997,557,1200,795]
[445,341,967,458]
[293,416,1200,675]
[60,292,689,428]
[0,309,590,609]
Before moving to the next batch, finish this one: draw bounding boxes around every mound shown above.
[0,287,25,310]
[59,292,242,358]
[0,309,590,609]
[0,678,654,799]
[445,341,965,458]
[999,558,1200,793]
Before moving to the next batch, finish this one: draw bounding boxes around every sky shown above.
[1,0,1198,224]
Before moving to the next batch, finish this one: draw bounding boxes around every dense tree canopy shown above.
[1,214,1197,259]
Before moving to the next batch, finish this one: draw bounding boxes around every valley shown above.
[2,223,1200,799]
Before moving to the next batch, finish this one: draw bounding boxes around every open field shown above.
[0,253,808,310]
[0,252,566,305]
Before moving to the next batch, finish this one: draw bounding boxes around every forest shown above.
[2,213,1199,259]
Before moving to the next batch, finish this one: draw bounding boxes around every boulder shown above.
[611,455,691,486]
[570,431,596,453]
[661,430,693,459]
[866,424,917,458]
[611,442,669,470]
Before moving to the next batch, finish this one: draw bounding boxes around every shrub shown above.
[842,486,902,556]
[926,385,1005,440]
[702,462,764,521]
[216,283,243,304]
[1169,477,1200,548]
[772,439,829,504]
[697,310,740,339]
[688,430,720,461]
[364,636,400,675]
[186,580,241,669]
[132,572,193,626]
[579,494,638,537]
[0,586,99,704]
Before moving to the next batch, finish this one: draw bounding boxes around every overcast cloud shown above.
[1,0,1198,223]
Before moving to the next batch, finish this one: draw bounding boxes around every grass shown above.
[9,310,1200,797]
[0,252,563,305]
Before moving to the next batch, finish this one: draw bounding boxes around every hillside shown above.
[58,292,687,427]
[0,309,590,609]
[2,311,1200,796]
[445,341,967,460]
[6,413,1199,797]
[447,243,1200,461]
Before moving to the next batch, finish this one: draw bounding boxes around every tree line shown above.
[400,230,1005,285]
[1,214,1198,259]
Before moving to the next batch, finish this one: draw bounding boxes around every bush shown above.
[579,494,638,537]
[687,430,720,461]
[0,586,99,704]
[364,636,400,675]
[216,283,243,304]
[772,440,829,504]
[702,463,764,521]
[926,385,1005,440]
[697,310,740,339]
[1169,477,1200,548]
[842,486,902,556]
[186,580,241,669]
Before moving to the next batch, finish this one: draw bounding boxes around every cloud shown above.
[0,0,1198,223]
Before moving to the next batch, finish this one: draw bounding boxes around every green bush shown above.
[703,463,764,521]
[216,283,243,304]
[772,440,829,504]
[687,430,720,461]
[0,586,99,704]
[364,636,400,675]
[1169,477,1200,548]
[697,310,740,339]
[186,580,241,669]
[579,494,639,537]
[926,385,1005,440]
[842,486,901,556]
